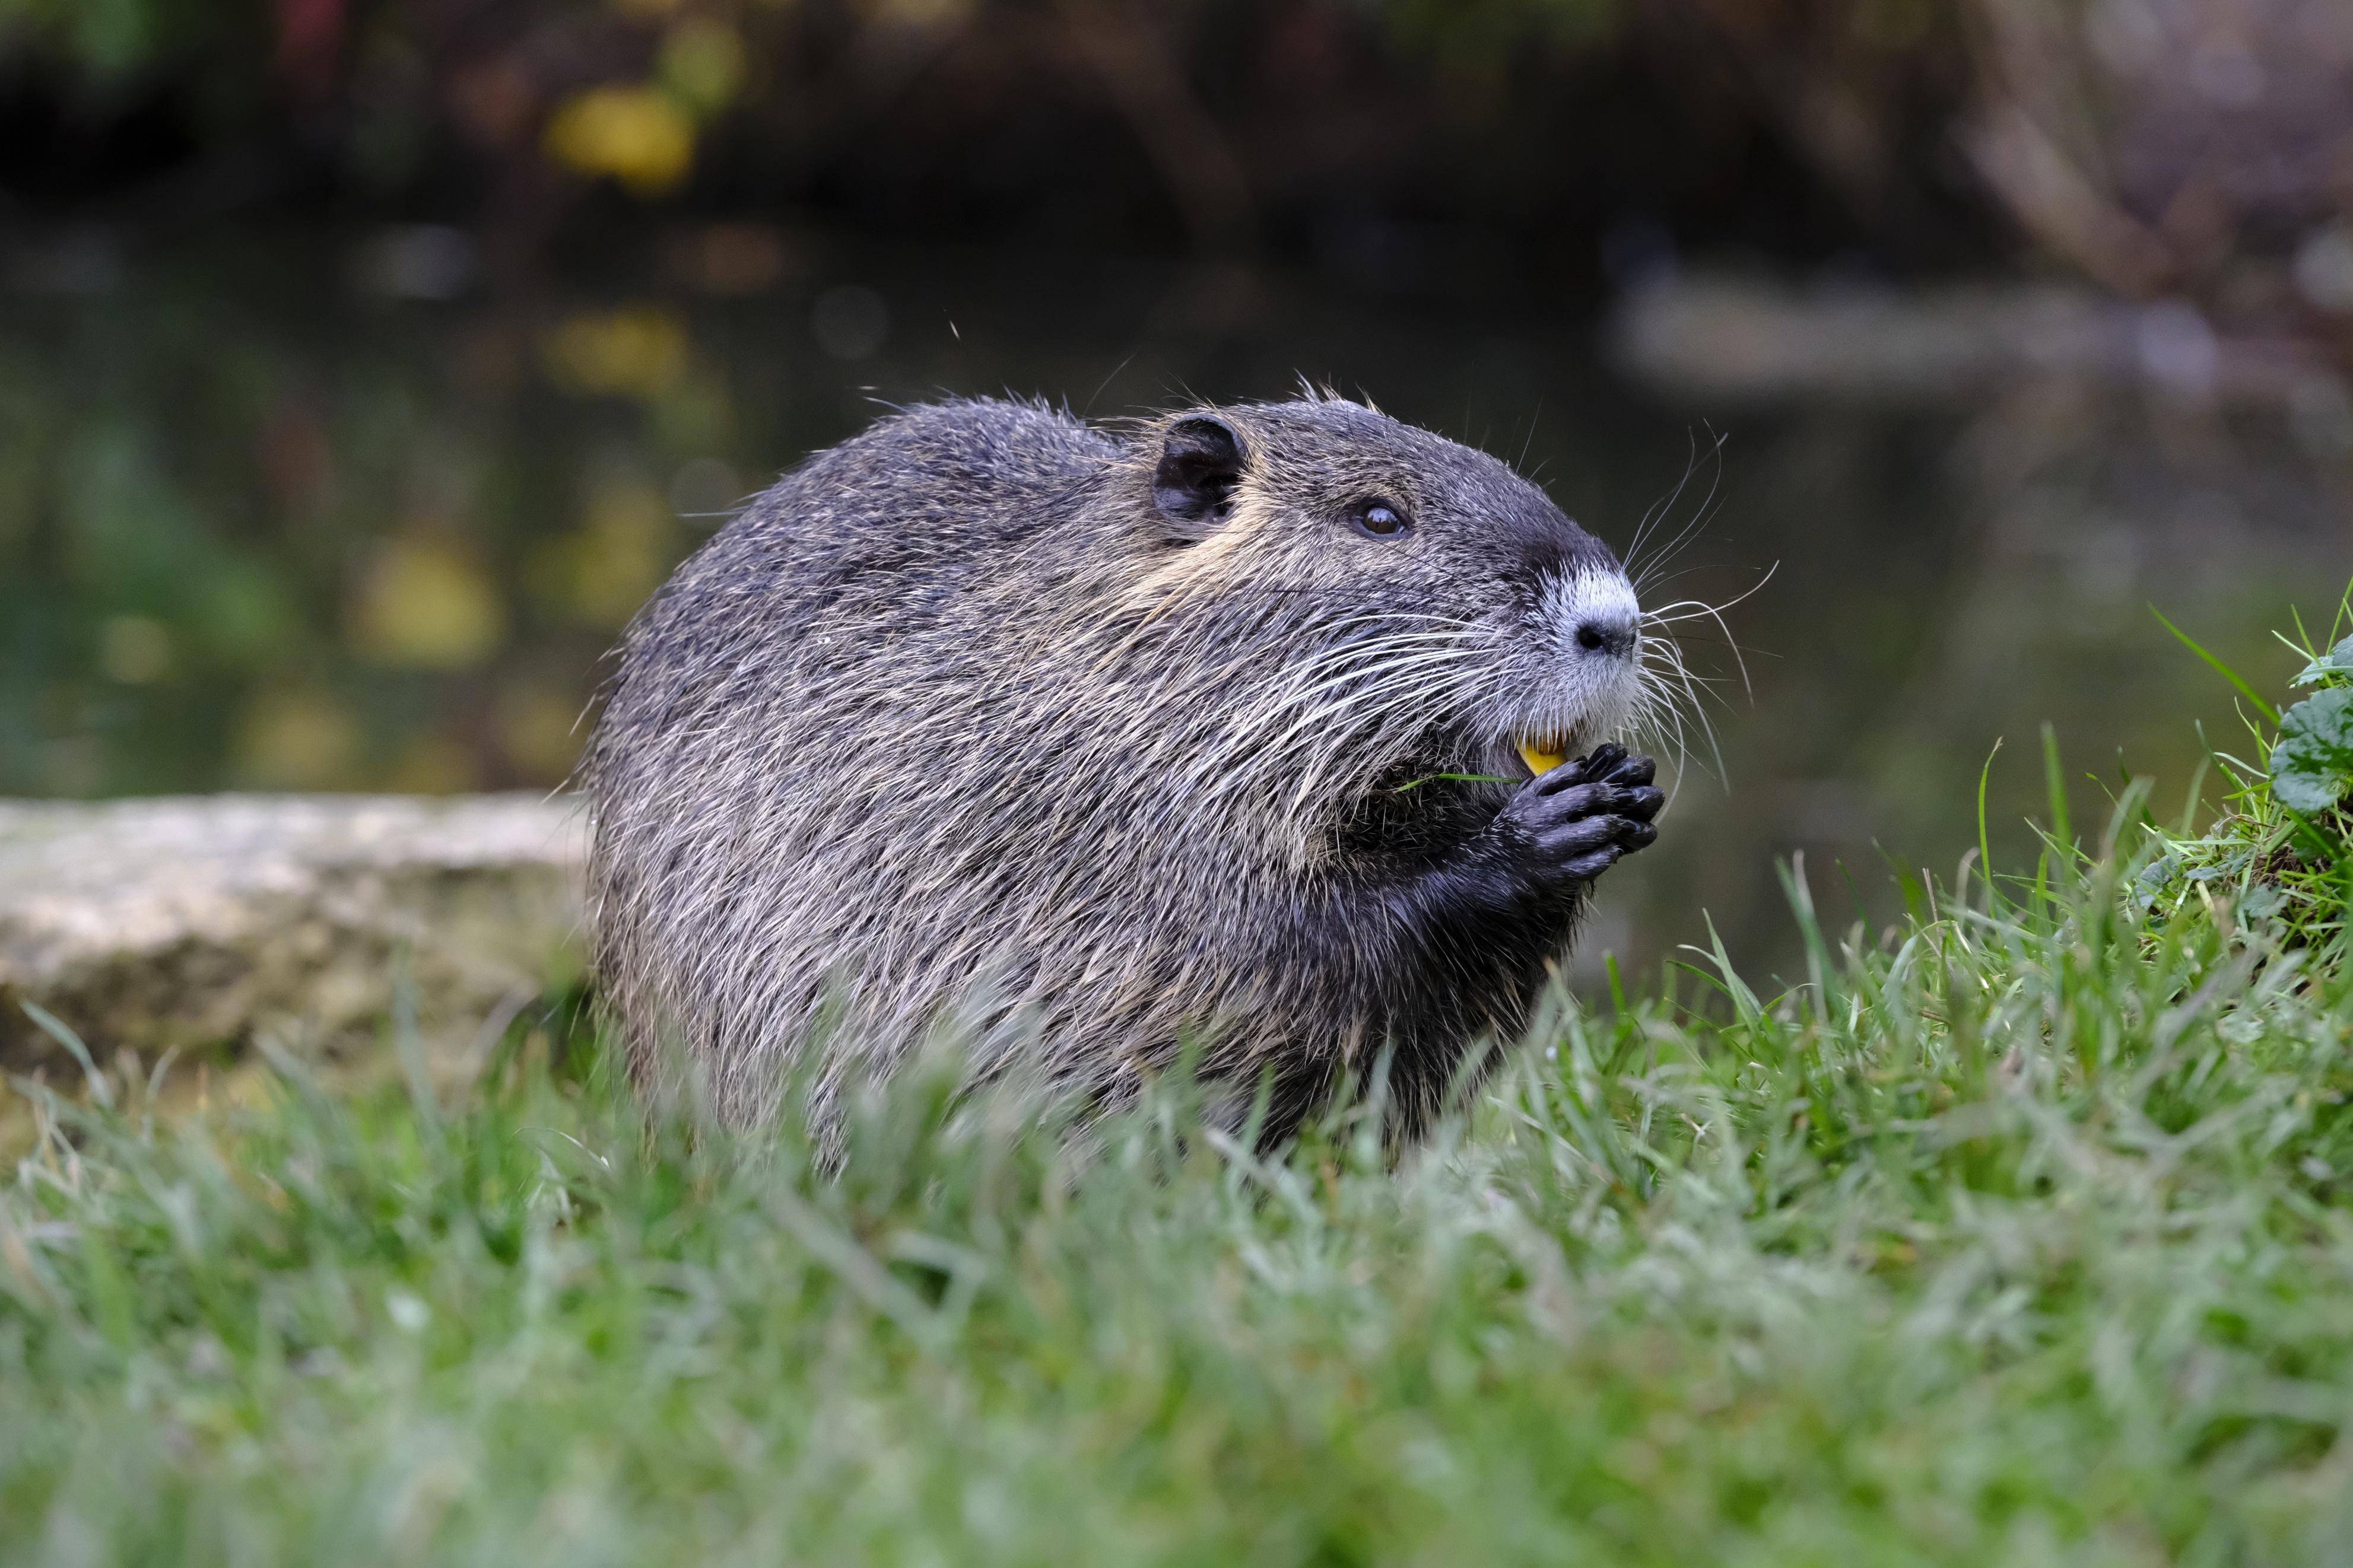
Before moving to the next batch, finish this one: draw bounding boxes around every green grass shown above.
[6,823,2352,1565]
[2141,590,2353,949]
[10,630,2353,1563]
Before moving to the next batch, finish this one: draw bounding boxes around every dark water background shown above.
[4,227,2345,983]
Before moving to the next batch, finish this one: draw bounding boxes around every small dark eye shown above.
[1354,501,1409,539]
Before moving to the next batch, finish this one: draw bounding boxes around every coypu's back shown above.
[587,394,1662,1140]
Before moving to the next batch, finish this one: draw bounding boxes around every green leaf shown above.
[2291,635,2353,688]
[2269,687,2353,813]
[2239,883,2287,921]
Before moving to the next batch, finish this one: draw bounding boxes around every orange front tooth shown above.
[1518,740,1566,776]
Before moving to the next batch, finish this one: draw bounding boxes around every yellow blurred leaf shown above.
[543,85,696,196]
[542,308,690,399]
[351,535,507,669]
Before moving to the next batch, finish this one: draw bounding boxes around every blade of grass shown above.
[1977,736,2003,912]
[20,1001,113,1111]
[2040,723,2073,854]
[2152,605,2280,725]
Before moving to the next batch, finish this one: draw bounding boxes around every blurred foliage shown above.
[0,0,272,81]
[0,0,1971,284]
[4,0,2348,352]
[0,246,745,798]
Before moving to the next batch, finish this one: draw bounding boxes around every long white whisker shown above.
[1624,426,1705,575]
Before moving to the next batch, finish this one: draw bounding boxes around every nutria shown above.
[585,393,1666,1143]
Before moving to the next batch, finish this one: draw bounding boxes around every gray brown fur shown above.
[585,394,1663,1141]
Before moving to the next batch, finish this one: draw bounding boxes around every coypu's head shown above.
[1131,396,1650,817]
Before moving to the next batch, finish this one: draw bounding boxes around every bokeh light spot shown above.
[658,20,747,116]
[543,85,695,196]
[236,688,360,788]
[543,308,690,398]
[99,616,174,683]
[351,535,507,669]
[528,479,678,630]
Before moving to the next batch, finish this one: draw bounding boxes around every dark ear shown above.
[1152,415,1244,536]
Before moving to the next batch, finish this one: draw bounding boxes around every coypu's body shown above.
[586,395,1661,1141]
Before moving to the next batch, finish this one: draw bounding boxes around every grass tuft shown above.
[7,844,2353,1561]
[2141,584,2353,953]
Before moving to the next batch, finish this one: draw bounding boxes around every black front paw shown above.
[1492,745,1665,889]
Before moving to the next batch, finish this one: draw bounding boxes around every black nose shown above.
[1575,616,1637,657]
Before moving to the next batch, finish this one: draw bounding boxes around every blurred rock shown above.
[1612,273,2322,406]
[0,794,586,1074]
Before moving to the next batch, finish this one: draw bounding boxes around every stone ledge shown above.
[0,793,588,1072]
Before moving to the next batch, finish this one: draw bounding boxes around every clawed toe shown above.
[1489,746,1666,892]
[1558,845,1624,882]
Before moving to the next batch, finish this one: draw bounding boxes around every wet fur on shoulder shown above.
[585,395,1657,1144]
